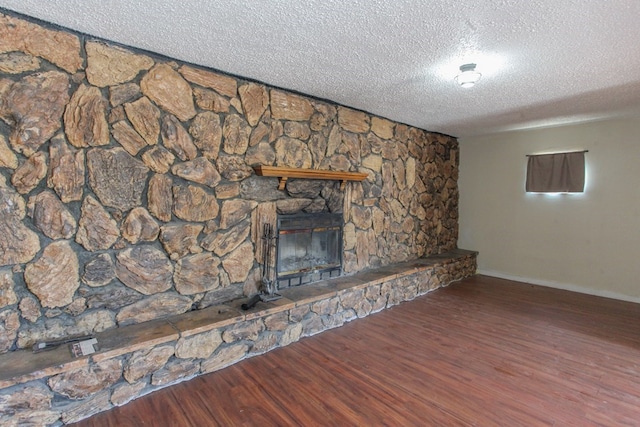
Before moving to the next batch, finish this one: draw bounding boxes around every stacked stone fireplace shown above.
[0,11,472,426]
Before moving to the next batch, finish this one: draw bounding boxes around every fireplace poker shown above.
[241,222,282,310]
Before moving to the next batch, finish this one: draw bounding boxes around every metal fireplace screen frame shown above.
[275,212,343,288]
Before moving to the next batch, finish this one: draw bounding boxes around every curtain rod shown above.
[526,150,589,157]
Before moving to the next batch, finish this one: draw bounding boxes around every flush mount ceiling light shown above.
[455,63,482,88]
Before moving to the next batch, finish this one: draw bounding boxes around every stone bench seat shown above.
[0,249,476,425]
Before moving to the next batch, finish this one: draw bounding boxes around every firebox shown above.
[275,212,343,288]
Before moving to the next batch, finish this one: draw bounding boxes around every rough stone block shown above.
[176,329,222,359]
[201,343,248,374]
[48,359,122,400]
[85,41,153,87]
[124,345,174,383]
[222,319,265,343]
[151,359,200,387]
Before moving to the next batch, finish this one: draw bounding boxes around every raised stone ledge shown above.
[0,249,476,387]
[0,249,476,424]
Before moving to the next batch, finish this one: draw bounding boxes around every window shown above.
[525,151,586,193]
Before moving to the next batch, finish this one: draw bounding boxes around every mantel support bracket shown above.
[278,177,288,191]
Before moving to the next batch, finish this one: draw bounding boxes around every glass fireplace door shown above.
[276,212,343,288]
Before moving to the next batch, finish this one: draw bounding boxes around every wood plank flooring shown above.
[71,275,640,426]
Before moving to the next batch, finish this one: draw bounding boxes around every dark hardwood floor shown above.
[71,275,640,426]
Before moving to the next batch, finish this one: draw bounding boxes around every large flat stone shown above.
[0,71,70,156]
[0,14,82,73]
[141,64,196,121]
[85,41,153,87]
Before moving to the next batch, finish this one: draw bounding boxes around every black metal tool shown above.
[32,334,95,353]
[260,222,281,301]
[241,221,282,311]
[241,294,262,310]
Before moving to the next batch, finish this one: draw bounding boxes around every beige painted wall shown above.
[458,117,640,302]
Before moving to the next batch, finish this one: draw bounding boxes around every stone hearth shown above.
[0,250,477,425]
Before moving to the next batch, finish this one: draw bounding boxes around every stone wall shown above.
[0,12,459,356]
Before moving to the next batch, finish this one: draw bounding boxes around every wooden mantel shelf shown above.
[253,166,368,190]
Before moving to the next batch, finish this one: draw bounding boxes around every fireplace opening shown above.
[275,212,343,288]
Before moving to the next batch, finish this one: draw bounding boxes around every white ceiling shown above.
[1,0,640,138]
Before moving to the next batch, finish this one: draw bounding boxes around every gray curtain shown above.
[525,151,585,193]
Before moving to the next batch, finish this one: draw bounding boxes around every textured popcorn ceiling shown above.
[1,0,640,137]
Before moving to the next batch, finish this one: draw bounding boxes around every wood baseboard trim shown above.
[477,269,640,304]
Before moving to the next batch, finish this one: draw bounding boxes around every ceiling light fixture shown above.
[455,63,481,88]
